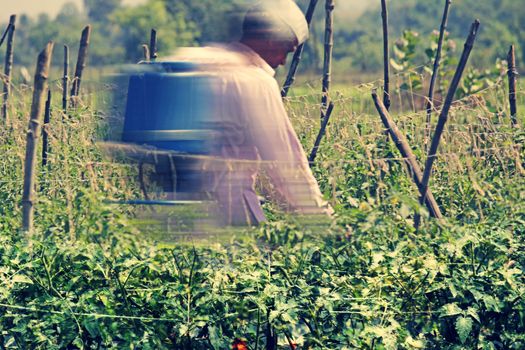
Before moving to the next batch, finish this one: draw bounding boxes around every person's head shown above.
[240,0,308,68]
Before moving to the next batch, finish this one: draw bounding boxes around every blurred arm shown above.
[237,69,331,215]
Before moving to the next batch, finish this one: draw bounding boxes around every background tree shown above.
[83,0,122,22]
[111,0,196,62]
[164,0,247,44]
[0,0,523,71]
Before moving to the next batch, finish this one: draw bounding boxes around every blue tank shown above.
[122,61,214,155]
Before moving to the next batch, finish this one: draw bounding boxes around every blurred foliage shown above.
[342,0,524,73]
[111,0,197,62]
[83,0,122,22]
[1,0,523,74]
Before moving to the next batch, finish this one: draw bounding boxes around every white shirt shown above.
[166,43,331,225]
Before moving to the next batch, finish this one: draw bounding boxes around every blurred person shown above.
[167,0,332,225]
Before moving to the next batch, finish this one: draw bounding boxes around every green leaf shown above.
[448,284,458,298]
[390,59,405,72]
[269,310,280,323]
[425,48,436,60]
[72,337,84,348]
[455,316,473,344]
[441,303,462,317]
[393,45,406,59]
[466,307,480,323]
[11,274,33,284]
[405,335,425,348]
[99,294,110,307]
[423,65,434,74]
[83,319,99,338]
[482,295,502,312]
[399,204,411,219]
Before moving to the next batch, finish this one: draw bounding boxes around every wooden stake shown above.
[0,22,12,48]
[380,0,391,110]
[142,44,150,61]
[321,0,334,120]
[281,0,319,97]
[309,102,335,165]
[150,29,157,60]
[507,45,518,126]
[42,90,51,167]
[426,0,452,147]
[22,41,54,233]
[62,45,69,111]
[71,25,91,99]
[372,91,443,219]
[420,20,480,205]
[2,15,16,121]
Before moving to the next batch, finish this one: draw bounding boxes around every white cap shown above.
[247,0,309,44]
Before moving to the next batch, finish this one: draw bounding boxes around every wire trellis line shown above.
[0,299,488,323]
[0,302,177,323]
[33,144,522,168]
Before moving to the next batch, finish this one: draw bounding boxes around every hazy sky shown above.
[1,0,375,19]
[1,0,148,18]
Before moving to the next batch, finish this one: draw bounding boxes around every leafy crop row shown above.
[0,70,523,348]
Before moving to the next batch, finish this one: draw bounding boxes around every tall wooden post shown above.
[71,25,91,99]
[0,22,12,48]
[142,44,150,61]
[149,29,157,61]
[426,0,452,146]
[22,42,55,233]
[2,15,16,121]
[420,20,480,205]
[372,92,443,219]
[42,90,51,167]
[321,0,335,122]
[380,0,391,110]
[309,102,335,165]
[507,45,518,127]
[281,0,319,97]
[62,45,69,111]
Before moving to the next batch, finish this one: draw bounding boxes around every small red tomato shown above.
[232,338,248,350]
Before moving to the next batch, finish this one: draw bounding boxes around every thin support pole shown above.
[420,20,480,205]
[71,25,91,99]
[150,29,157,60]
[62,45,69,112]
[2,15,16,122]
[380,0,391,110]
[426,0,452,147]
[281,0,319,97]
[309,102,335,165]
[142,44,150,61]
[0,22,12,48]
[372,91,443,219]
[507,45,518,127]
[321,0,334,121]
[22,42,55,233]
[42,90,51,167]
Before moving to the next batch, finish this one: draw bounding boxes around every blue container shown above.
[122,61,214,155]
